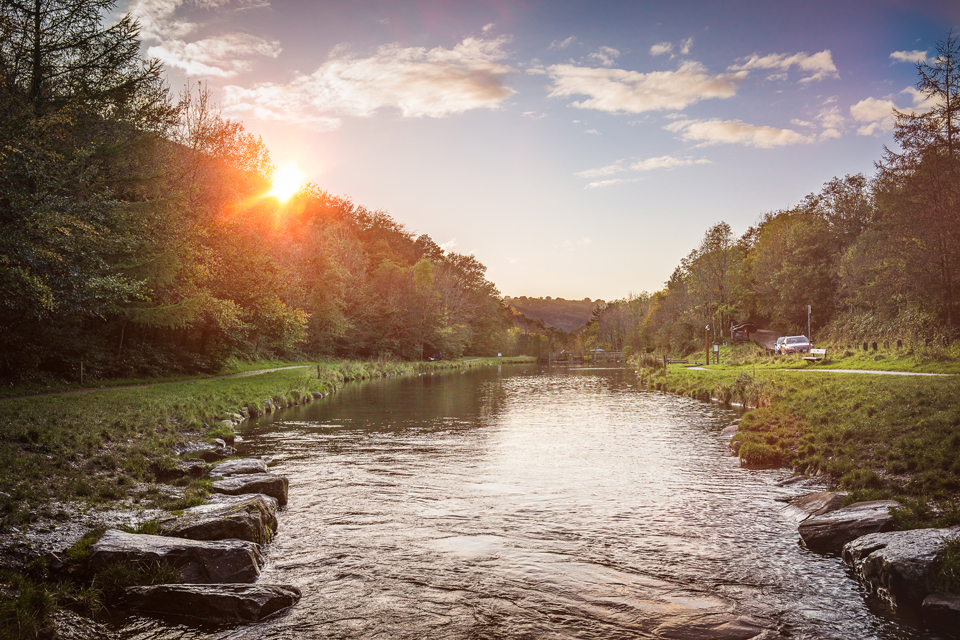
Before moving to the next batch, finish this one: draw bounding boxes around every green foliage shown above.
[936,536,960,595]
[0,573,55,640]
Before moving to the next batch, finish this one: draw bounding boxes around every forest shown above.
[584,33,960,357]
[0,0,561,383]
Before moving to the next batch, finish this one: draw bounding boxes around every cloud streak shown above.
[665,118,812,148]
[547,61,745,114]
[222,37,517,128]
[578,155,710,188]
[729,50,839,82]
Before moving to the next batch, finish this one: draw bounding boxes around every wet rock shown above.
[89,530,263,584]
[720,425,738,437]
[781,492,845,521]
[212,473,288,506]
[922,593,960,629]
[124,583,301,625]
[210,457,268,477]
[160,494,278,544]
[310,391,324,400]
[798,500,898,553]
[194,442,236,463]
[151,459,208,482]
[51,609,117,639]
[841,526,960,607]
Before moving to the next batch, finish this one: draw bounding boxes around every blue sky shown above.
[120,0,959,300]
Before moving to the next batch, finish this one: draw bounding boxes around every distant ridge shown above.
[504,297,602,333]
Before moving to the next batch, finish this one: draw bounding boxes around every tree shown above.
[877,31,960,329]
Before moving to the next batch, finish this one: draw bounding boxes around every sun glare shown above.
[268,164,304,201]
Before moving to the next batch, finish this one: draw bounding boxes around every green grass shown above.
[635,360,960,526]
[936,536,960,595]
[716,341,960,374]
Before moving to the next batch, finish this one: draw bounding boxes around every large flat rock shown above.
[798,500,898,553]
[160,494,278,544]
[210,458,268,478]
[89,530,263,584]
[124,584,301,624]
[842,526,960,608]
[781,492,845,521]
[212,473,288,506]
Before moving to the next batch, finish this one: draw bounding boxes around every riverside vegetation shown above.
[635,347,960,532]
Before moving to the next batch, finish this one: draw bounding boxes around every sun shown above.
[268,164,304,202]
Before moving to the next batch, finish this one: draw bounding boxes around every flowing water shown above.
[119,365,949,639]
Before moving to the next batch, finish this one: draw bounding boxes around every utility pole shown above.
[807,305,812,341]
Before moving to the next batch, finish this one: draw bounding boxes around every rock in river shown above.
[89,530,263,584]
[842,526,960,608]
[922,593,960,629]
[212,472,288,506]
[797,500,898,553]
[781,491,845,521]
[210,457,268,477]
[124,584,301,624]
[159,494,279,544]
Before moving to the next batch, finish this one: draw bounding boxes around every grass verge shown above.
[635,359,960,527]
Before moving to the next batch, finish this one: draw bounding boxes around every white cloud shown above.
[665,118,812,148]
[222,37,517,128]
[729,50,839,83]
[817,106,845,139]
[550,36,577,49]
[148,33,280,77]
[547,61,745,114]
[440,238,457,253]
[850,97,897,135]
[630,155,710,171]
[584,128,600,134]
[585,177,643,189]
[679,37,694,55]
[890,50,928,64]
[650,42,673,57]
[482,23,495,33]
[130,0,277,78]
[576,163,626,179]
[522,111,546,120]
[791,119,814,127]
[588,46,621,67]
[849,86,941,136]
[577,155,709,183]
[553,237,594,247]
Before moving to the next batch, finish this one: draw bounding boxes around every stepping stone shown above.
[160,494,279,544]
[124,583,301,624]
[798,500,898,553]
[212,473,288,506]
[210,458,268,477]
[89,530,263,584]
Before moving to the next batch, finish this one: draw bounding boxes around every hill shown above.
[504,297,602,332]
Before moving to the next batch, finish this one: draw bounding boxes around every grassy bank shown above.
[0,356,531,531]
[635,354,960,528]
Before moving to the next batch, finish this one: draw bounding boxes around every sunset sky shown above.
[119,0,960,300]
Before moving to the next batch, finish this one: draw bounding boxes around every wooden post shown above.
[705,326,710,365]
[317,364,321,378]
[80,360,84,385]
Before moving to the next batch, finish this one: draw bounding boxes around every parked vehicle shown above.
[781,335,812,354]
[775,337,786,354]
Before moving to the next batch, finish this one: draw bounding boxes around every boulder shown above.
[922,593,960,629]
[89,530,263,584]
[160,494,278,544]
[124,584,301,624]
[781,492,845,521]
[210,458,268,477]
[212,473,288,506]
[798,500,898,553]
[150,460,208,482]
[50,609,117,639]
[841,526,960,607]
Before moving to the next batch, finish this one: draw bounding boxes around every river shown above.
[119,364,949,639]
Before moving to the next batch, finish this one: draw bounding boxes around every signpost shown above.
[705,325,710,365]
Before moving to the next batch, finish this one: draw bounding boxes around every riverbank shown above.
[0,356,532,638]
[634,354,960,529]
